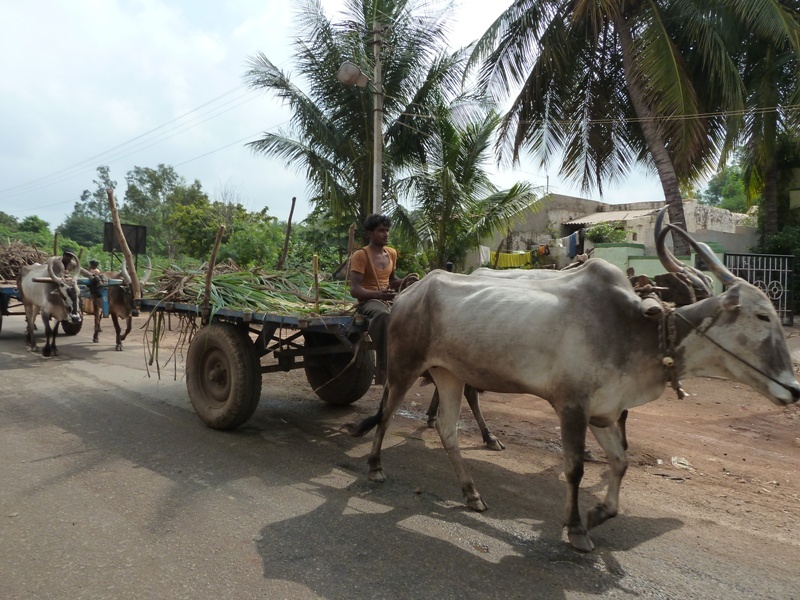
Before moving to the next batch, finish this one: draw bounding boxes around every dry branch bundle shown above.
[0,241,50,282]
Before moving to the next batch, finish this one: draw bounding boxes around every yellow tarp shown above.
[489,251,532,268]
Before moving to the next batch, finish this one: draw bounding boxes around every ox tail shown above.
[344,385,388,437]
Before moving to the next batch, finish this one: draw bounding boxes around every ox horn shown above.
[70,256,81,281]
[140,255,152,287]
[655,207,685,274]
[119,260,132,285]
[47,257,64,285]
[654,208,716,296]
[666,224,739,287]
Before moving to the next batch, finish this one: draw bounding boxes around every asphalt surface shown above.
[2,314,800,600]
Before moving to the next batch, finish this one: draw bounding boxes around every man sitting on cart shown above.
[60,249,80,272]
[349,214,417,385]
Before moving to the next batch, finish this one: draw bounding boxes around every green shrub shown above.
[584,221,627,244]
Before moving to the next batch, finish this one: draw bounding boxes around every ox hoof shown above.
[467,497,488,512]
[587,504,616,530]
[367,469,386,483]
[484,435,505,451]
[115,344,123,351]
[42,348,52,358]
[92,336,99,343]
[426,417,437,428]
[567,529,595,553]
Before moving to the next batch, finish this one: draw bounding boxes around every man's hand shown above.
[376,289,397,301]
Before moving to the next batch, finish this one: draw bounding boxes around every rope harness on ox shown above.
[657,304,687,400]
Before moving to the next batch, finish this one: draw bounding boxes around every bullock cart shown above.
[0,283,22,335]
[0,278,117,336]
[137,298,374,430]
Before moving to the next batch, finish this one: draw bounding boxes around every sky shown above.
[0,0,666,233]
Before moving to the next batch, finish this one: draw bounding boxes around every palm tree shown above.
[722,29,800,237]
[395,108,540,270]
[468,0,800,256]
[244,0,465,227]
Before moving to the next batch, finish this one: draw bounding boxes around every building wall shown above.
[466,196,758,271]
[590,243,644,272]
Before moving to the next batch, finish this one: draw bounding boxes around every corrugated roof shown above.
[563,208,658,226]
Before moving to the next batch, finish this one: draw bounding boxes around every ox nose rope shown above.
[664,306,799,396]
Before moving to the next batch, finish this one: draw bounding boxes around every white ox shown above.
[18,256,82,357]
[424,207,716,452]
[425,264,586,450]
[349,225,800,552]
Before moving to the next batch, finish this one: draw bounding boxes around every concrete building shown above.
[468,194,758,271]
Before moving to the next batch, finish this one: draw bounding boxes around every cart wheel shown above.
[60,320,83,336]
[186,322,262,430]
[304,332,374,405]
[0,313,3,335]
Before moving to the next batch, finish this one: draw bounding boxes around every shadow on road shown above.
[1,321,683,598]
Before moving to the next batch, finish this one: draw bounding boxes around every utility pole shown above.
[372,21,384,216]
[337,21,384,217]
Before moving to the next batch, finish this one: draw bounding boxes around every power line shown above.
[519,103,800,127]
[0,85,261,199]
[1,123,290,218]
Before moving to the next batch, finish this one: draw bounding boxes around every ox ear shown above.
[722,284,741,312]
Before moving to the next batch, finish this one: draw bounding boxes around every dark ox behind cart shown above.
[137,298,375,429]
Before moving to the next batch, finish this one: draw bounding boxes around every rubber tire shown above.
[0,313,3,335]
[304,332,374,406]
[186,323,262,430]
[60,320,83,336]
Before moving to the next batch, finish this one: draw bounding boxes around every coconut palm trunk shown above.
[617,19,689,255]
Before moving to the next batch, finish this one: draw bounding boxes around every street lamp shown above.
[336,61,369,88]
[337,23,384,216]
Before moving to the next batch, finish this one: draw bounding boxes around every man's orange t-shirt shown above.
[350,247,397,291]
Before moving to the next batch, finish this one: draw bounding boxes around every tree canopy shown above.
[468,0,800,255]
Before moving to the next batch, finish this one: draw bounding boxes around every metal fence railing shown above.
[724,253,795,326]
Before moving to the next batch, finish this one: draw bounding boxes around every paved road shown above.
[2,315,800,600]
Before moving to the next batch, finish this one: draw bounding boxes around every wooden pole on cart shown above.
[106,189,141,299]
[345,223,355,284]
[313,254,319,313]
[201,225,226,325]
[275,196,296,270]
[53,232,58,256]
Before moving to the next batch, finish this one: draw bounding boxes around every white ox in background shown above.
[349,224,800,552]
[17,256,82,357]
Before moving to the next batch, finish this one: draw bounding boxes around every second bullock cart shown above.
[137,298,374,430]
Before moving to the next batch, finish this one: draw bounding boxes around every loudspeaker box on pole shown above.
[103,223,147,254]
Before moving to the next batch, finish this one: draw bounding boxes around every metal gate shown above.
[724,253,795,326]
